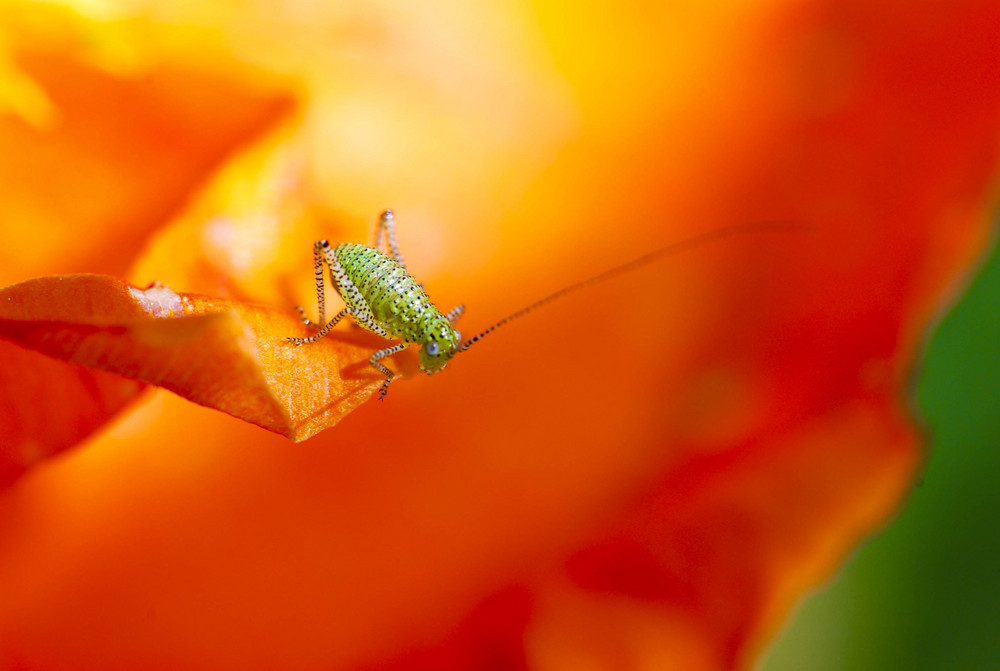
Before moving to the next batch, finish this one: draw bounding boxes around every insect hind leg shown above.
[288,307,353,345]
[289,240,390,342]
[295,306,316,328]
[445,305,465,324]
[293,240,330,329]
[372,209,408,269]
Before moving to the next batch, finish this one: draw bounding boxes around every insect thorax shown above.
[334,243,446,342]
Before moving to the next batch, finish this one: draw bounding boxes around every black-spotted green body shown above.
[287,210,463,399]
[332,242,461,372]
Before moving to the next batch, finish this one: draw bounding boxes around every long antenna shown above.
[456,221,809,353]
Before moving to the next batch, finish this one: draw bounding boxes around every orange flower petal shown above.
[0,4,294,285]
[0,6,296,466]
[0,275,416,453]
[0,343,143,486]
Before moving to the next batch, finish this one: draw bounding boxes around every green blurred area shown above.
[762,224,1000,671]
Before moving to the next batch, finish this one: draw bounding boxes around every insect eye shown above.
[426,341,440,356]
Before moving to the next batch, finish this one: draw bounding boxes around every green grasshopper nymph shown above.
[287,210,803,399]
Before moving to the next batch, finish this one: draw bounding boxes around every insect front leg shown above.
[370,342,409,399]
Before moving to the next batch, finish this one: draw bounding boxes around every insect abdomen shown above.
[334,243,442,341]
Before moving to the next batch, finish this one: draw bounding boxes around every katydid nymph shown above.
[287,210,800,399]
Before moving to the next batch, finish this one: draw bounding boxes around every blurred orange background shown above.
[1,0,999,669]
